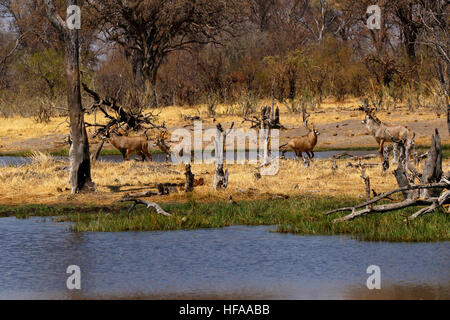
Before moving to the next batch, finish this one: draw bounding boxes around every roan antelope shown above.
[287,123,320,159]
[359,103,415,161]
[104,126,153,161]
[153,130,184,162]
[153,130,172,162]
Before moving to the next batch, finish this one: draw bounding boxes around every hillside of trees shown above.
[0,0,448,118]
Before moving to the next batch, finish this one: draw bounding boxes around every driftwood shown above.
[124,190,159,198]
[325,182,449,215]
[332,152,378,160]
[326,129,449,222]
[345,162,379,168]
[119,198,171,216]
[123,179,202,198]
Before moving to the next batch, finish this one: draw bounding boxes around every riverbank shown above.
[3,152,450,205]
[1,196,448,242]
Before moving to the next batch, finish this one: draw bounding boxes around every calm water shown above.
[0,150,376,167]
[0,217,448,299]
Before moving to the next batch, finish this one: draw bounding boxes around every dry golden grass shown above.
[1,152,447,206]
[0,97,445,148]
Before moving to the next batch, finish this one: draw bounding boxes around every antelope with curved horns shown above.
[359,101,415,161]
[103,124,153,161]
[286,117,320,159]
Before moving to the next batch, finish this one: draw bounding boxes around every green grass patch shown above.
[1,196,448,242]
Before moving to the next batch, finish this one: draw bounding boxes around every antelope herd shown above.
[101,102,416,166]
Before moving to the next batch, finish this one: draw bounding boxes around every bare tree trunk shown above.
[261,107,271,166]
[184,164,194,192]
[45,0,95,193]
[91,139,105,163]
[213,122,233,190]
[420,129,443,198]
[446,94,450,136]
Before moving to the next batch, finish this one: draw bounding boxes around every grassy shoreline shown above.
[1,196,448,242]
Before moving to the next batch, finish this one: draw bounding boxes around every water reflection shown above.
[0,218,448,299]
[0,150,377,167]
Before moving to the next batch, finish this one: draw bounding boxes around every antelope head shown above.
[359,101,380,125]
[153,130,170,147]
[307,122,320,136]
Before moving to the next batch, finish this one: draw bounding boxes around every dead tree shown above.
[260,106,271,166]
[91,139,105,162]
[242,105,284,130]
[45,0,96,193]
[302,106,310,128]
[83,83,164,134]
[247,106,283,166]
[185,164,194,192]
[325,129,449,222]
[83,84,165,159]
[214,122,234,190]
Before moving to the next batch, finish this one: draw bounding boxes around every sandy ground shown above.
[0,107,447,154]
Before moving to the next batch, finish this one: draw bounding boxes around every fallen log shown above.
[119,198,171,216]
[332,152,378,160]
[325,129,449,222]
[123,190,158,198]
[324,182,449,216]
[345,162,379,168]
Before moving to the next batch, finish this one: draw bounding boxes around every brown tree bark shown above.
[45,0,95,193]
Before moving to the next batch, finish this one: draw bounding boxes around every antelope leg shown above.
[378,139,385,161]
[143,149,153,161]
